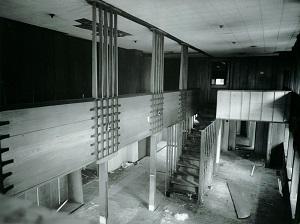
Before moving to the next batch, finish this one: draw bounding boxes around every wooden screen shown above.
[216,90,290,122]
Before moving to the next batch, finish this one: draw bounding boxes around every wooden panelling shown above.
[249,92,263,121]
[241,92,250,120]
[118,94,151,148]
[187,56,288,106]
[261,92,275,121]
[0,102,95,195]
[254,122,269,156]
[163,92,180,127]
[216,91,230,119]
[230,92,242,119]
[216,90,290,122]
[0,90,198,195]
[273,91,287,122]
[0,102,94,136]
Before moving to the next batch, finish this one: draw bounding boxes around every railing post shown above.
[198,129,205,203]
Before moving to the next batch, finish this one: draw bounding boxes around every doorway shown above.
[235,121,256,150]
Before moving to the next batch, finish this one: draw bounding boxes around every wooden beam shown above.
[148,133,158,211]
[222,120,229,151]
[86,0,212,57]
[98,162,108,224]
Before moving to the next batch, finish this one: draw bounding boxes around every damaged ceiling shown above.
[0,0,299,56]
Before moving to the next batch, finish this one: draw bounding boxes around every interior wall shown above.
[118,49,151,95]
[164,57,180,91]
[17,176,68,209]
[188,56,289,106]
[0,17,152,108]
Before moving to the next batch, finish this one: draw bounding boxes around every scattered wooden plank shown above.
[227,181,251,219]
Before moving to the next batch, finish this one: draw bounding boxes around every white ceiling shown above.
[0,0,299,56]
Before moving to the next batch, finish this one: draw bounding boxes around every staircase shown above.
[167,121,213,200]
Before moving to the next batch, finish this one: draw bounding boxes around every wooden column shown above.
[149,30,164,211]
[149,133,158,211]
[178,44,188,161]
[248,121,256,148]
[179,45,188,90]
[98,162,108,223]
[91,4,119,223]
[266,123,273,167]
[228,120,237,150]
[221,120,229,151]
[68,170,84,204]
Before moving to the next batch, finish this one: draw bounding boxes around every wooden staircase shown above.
[167,125,203,200]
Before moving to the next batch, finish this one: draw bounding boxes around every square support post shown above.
[221,120,229,151]
[98,162,109,224]
[149,133,158,211]
[67,170,84,204]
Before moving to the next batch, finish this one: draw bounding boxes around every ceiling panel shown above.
[0,0,299,56]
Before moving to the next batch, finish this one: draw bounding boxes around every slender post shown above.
[216,119,222,164]
[198,130,205,203]
[99,162,108,224]
[149,133,158,211]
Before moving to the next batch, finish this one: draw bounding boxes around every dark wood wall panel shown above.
[187,56,289,106]
[118,49,151,95]
[0,17,153,109]
[164,57,180,91]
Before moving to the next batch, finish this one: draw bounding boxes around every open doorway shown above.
[236,121,256,150]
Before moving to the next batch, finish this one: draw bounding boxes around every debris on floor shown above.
[174,213,189,221]
[250,164,256,176]
[121,162,134,169]
[278,178,283,197]
[227,181,251,219]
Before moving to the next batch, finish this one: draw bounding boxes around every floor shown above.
[74,150,292,224]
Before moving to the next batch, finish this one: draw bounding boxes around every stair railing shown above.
[198,119,219,203]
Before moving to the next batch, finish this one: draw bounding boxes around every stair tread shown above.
[171,176,199,187]
[169,187,198,196]
[182,149,200,154]
[176,170,199,178]
[177,161,199,169]
[181,154,200,161]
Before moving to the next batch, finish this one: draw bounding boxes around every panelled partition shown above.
[216,89,300,221]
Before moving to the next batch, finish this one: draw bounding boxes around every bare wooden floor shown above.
[74,150,291,224]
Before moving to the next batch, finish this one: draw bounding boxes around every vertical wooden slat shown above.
[92,4,98,99]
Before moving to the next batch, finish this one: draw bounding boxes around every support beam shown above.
[86,0,212,57]
[222,120,229,151]
[67,170,84,204]
[149,133,158,211]
[266,123,273,167]
[248,121,256,148]
[98,162,108,224]
[228,120,237,150]
[148,30,164,211]
[179,45,188,90]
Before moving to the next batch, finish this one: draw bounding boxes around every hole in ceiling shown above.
[74,18,132,37]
